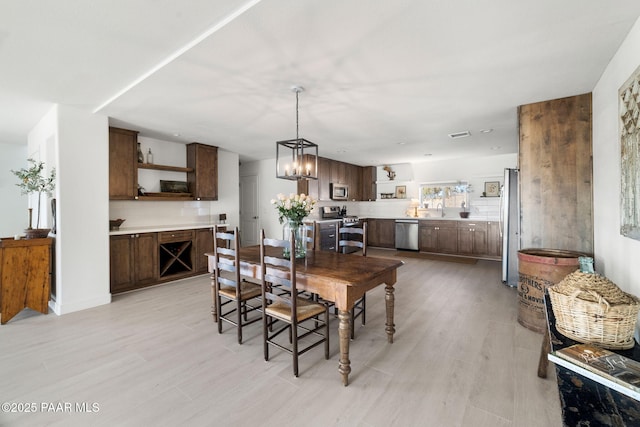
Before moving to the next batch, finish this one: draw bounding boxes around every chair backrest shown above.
[213,226,240,295]
[260,229,298,321]
[302,222,316,251]
[336,223,367,256]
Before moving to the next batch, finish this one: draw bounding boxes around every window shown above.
[419,182,469,209]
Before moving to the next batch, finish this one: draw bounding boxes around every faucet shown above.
[436,203,445,217]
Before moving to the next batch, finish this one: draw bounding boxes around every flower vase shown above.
[283,220,306,259]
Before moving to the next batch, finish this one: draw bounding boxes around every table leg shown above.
[538,328,550,378]
[385,284,395,343]
[338,310,351,386]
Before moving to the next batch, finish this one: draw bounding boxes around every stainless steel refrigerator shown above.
[501,168,519,287]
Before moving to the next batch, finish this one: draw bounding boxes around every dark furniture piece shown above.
[540,293,640,426]
[337,224,367,339]
[260,229,330,377]
[212,226,261,344]
[0,237,53,324]
[206,245,403,385]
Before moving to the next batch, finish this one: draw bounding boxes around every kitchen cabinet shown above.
[419,220,458,254]
[109,127,138,199]
[110,232,158,293]
[361,166,377,201]
[457,221,488,256]
[187,143,218,200]
[298,157,374,201]
[367,219,395,248]
[195,227,214,273]
[108,127,218,201]
[317,221,338,251]
[486,221,502,258]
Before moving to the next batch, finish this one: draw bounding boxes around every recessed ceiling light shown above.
[397,142,406,145]
[173,133,181,137]
[424,153,432,157]
[480,128,493,133]
[490,146,501,150]
[448,131,471,139]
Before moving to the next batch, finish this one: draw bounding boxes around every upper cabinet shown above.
[108,127,218,201]
[297,157,376,202]
[187,143,218,200]
[109,127,138,199]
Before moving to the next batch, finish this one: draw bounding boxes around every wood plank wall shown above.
[518,93,593,254]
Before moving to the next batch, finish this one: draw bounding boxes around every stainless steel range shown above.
[321,206,360,227]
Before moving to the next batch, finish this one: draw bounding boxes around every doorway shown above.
[239,174,259,246]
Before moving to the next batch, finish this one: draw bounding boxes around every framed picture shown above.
[484,181,500,197]
[395,185,407,199]
[620,64,640,240]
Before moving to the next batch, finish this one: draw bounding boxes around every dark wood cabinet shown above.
[317,221,338,251]
[360,166,377,201]
[109,127,138,200]
[418,220,457,254]
[487,221,502,258]
[457,221,488,256]
[367,219,395,248]
[110,232,158,293]
[195,227,214,273]
[187,143,218,200]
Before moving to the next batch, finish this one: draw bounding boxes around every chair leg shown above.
[324,310,330,359]
[292,322,299,377]
[217,296,223,334]
[236,298,243,344]
[263,314,269,362]
[361,294,366,325]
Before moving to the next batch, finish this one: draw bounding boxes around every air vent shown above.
[448,130,471,139]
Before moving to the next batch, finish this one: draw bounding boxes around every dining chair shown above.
[212,226,262,344]
[337,223,367,339]
[260,229,330,377]
[303,222,316,251]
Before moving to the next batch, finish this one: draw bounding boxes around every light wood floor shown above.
[0,249,562,426]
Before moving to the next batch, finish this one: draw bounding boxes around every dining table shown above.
[207,246,404,386]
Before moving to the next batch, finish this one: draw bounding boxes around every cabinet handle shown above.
[134,196,139,200]
[130,234,135,239]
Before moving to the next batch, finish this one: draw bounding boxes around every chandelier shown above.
[276,86,318,180]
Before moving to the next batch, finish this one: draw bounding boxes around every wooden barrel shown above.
[517,249,586,333]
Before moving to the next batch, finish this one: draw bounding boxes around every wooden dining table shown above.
[207,246,404,385]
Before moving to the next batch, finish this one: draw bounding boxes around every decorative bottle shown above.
[137,143,144,163]
[146,148,154,164]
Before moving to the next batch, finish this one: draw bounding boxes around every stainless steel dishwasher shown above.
[395,219,419,250]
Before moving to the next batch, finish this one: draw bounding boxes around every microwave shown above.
[330,183,349,200]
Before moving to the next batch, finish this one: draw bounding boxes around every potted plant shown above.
[11,158,56,239]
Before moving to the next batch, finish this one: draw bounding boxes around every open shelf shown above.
[138,163,194,173]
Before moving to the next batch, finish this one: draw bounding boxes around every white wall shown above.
[28,106,112,315]
[0,142,27,237]
[592,16,640,301]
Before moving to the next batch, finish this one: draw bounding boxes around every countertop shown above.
[109,223,228,236]
[306,216,499,223]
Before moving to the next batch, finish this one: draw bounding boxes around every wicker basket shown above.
[548,271,640,350]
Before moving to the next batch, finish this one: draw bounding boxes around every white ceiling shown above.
[2,0,640,166]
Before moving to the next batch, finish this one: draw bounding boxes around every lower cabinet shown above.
[195,227,214,273]
[457,221,488,256]
[367,219,395,248]
[110,233,158,293]
[419,220,457,254]
[418,219,502,260]
[110,227,216,294]
[317,221,338,251]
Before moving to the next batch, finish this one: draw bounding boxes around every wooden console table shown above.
[0,237,53,324]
